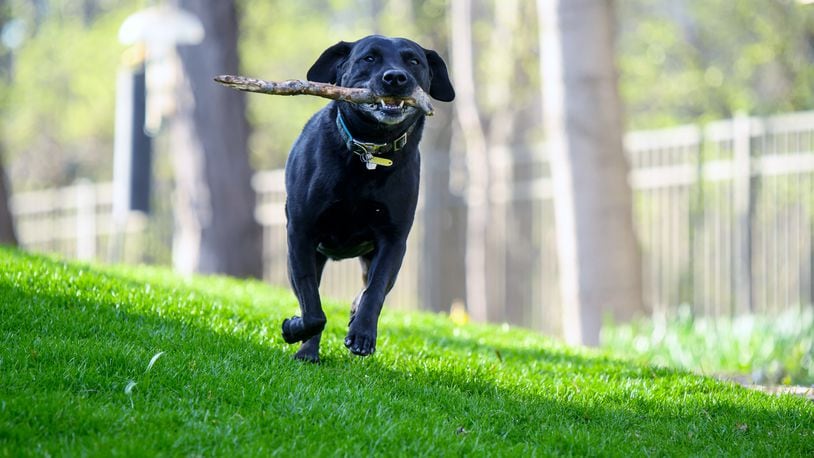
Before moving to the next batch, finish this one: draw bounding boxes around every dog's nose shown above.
[382,69,408,87]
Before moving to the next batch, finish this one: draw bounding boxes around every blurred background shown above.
[1,0,813,386]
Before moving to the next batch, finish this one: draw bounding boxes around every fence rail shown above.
[626,112,814,318]
[11,111,814,334]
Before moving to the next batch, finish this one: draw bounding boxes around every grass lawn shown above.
[1,247,812,456]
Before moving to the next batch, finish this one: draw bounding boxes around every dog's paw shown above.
[293,351,320,364]
[293,347,321,363]
[344,324,377,356]
[281,315,326,344]
[293,335,321,363]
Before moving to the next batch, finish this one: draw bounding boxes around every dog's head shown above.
[307,35,455,126]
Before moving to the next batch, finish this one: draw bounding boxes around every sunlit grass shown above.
[1,247,812,456]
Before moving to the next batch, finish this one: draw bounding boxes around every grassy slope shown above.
[0,248,812,457]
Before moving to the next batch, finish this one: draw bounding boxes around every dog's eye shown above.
[363,55,375,62]
[408,58,420,65]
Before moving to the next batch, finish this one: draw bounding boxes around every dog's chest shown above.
[297,155,420,255]
[312,197,390,259]
[317,198,389,233]
[317,169,411,225]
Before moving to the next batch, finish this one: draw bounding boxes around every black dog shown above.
[280,36,455,362]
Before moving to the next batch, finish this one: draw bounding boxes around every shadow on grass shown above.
[1,248,812,456]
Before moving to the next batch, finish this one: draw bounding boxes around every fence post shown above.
[75,180,97,260]
[732,112,753,315]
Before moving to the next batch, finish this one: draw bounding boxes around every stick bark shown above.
[214,75,434,116]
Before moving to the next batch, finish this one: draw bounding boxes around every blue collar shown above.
[335,111,415,169]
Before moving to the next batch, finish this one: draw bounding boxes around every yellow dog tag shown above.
[368,156,393,167]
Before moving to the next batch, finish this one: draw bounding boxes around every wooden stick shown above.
[214,75,434,116]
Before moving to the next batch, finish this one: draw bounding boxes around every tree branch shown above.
[214,75,434,116]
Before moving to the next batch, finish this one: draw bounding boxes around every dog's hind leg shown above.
[282,232,328,345]
[349,254,372,326]
[293,252,328,363]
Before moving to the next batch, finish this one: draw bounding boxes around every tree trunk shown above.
[539,0,643,345]
[450,0,489,322]
[485,0,520,322]
[0,155,16,246]
[0,0,17,246]
[420,102,463,313]
[171,0,262,278]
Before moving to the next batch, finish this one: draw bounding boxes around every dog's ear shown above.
[423,49,455,102]
[307,41,354,84]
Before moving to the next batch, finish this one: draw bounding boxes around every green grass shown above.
[1,247,812,457]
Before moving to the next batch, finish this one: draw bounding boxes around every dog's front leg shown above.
[282,232,327,347]
[293,252,328,363]
[345,237,407,356]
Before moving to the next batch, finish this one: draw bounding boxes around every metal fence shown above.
[11,180,172,266]
[627,112,814,318]
[11,111,814,333]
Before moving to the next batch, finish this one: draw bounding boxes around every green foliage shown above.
[1,248,813,456]
[2,2,139,189]
[237,0,341,169]
[618,0,814,129]
[5,0,814,185]
[602,305,814,386]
